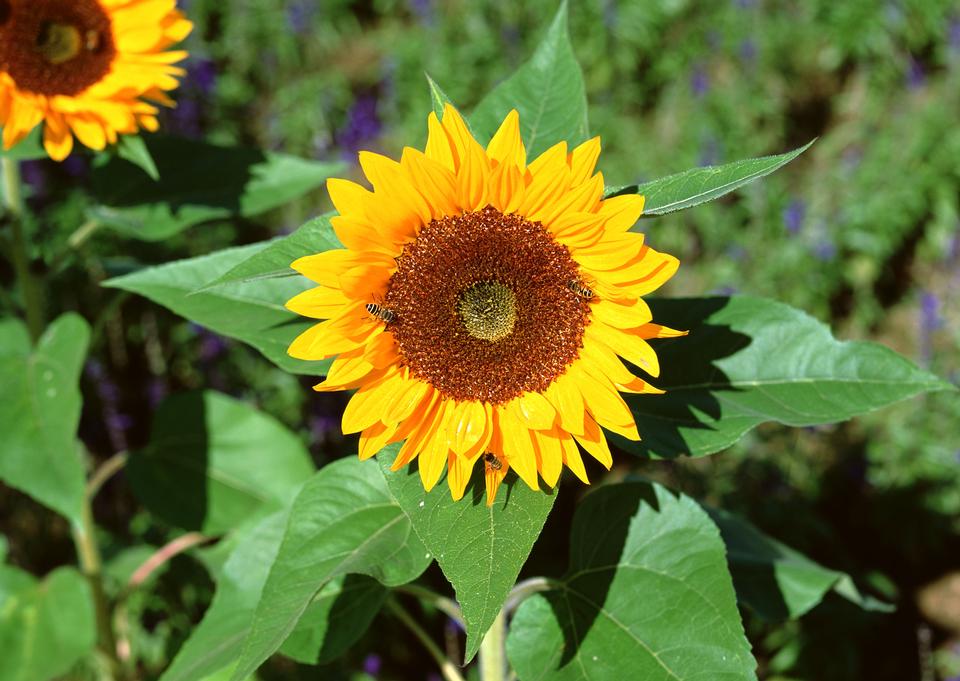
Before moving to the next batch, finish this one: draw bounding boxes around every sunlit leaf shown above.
[379,445,557,662]
[470,0,588,157]
[615,296,953,459]
[0,128,46,161]
[506,481,755,680]
[114,135,160,181]
[103,242,330,375]
[127,391,315,534]
[0,314,89,526]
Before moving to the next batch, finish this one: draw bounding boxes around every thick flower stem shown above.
[478,608,507,681]
[386,598,465,681]
[1,156,45,342]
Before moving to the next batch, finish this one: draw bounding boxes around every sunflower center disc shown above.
[384,205,591,404]
[457,281,518,342]
[0,0,116,96]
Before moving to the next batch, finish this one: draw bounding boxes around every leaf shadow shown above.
[616,296,753,459]
[126,391,210,531]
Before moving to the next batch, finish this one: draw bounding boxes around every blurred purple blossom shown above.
[739,39,757,65]
[187,58,217,95]
[920,292,944,333]
[408,0,434,26]
[812,235,836,262]
[712,285,738,296]
[362,653,382,677]
[63,154,89,179]
[783,199,806,235]
[20,161,48,200]
[446,615,465,634]
[905,56,925,89]
[309,413,339,444]
[602,0,618,30]
[734,0,757,8]
[726,244,747,262]
[147,378,168,410]
[85,359,130,453]
[698,137,721,167]
[949,17,960,53]
[287,0,318,34]
[691,65,709,97]
[337,95,382,159]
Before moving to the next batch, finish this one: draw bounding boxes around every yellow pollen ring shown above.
[36,22,84,65]
[456,281,518,342]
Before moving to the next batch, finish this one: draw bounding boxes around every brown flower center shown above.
[0,0,116,97]
[384,206,591,404]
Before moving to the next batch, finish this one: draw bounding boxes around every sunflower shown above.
[287,105,684,505]
[0,0,192,161]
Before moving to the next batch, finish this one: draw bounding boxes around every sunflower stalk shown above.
[1,155,45,342]
[478,608,507,681]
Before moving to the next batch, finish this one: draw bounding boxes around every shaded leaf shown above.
[115,135,160,181]
[231,457,431,681]
[470,1,588,157]
[379,445,556,662]
[103,242,331,375]
[89,136,343,240]
[707,507,892,621]
[607,141,814,216]
[615,296,953,459]
[0,314,89,525]
[200,214,340,290]
[506,481,755,681]
[0,567,96,681]
[0,129,46,161]
[127,391,314,534]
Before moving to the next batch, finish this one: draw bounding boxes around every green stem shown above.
[86,452,128,500]
[2,156,44,341]
[387,598,465,681]
[504,576,560,614]
[395,583,464,626]
[478,608,507,681]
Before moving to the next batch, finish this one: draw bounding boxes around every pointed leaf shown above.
[378,445,557,662]
[0,567,96,681]
[89,135,343,240]
[0,128,46,160]
[506,481,755,680]
[606,141,814,216]
[103,242,331,375]
[231,457,430,681]
[114,135,160,181]
[0,314,89,525]
[707,507,892,621]
[616,296,954,459]
[425,73,457,122]
[470,1,588,157]
[199,214,340,290]
[127,391,315,534]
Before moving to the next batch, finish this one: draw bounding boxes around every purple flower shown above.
[690,65,709,97]
[948,17,960,53]
[287,0,318,34]
[783,199,806,235]
[20,160,48,200]
[198,332,229,362]
[602,0,618,30]
[906,56,925,89]
[739,39,757,65]
[920,292,943,333]
[85,360,130,453]
[187,58,217,96]
[698,137,720,167]
[362,653,382,677]
[408,0,434,25]
[812,237,836,262]
[337,95,382,158]
[147,379,168,409]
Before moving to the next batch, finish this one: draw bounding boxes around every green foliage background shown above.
[2,1,959,680]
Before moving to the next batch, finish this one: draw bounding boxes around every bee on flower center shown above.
[483,452,503,471]
[85,29,102,53]
[366,302,396,324]
[567,280,594,300]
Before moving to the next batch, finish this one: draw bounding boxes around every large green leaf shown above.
[379,445,556,662]
[614,296,953,459]
[707,508,891,620]
[606,141,814,216]
[0,567,96,681]
[127,391,315,535]
[506,481,755,680]
[88,135,343,240]
[470,1,588,157]
[0,129,46,161]
[231,457,431,681]
[0,314,89,525]
[199,214,340,290]
[103,242,331,375]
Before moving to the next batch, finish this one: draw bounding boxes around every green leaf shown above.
[199,215,340,290]
[0,128,46,161]
[425,73,457,122]
[89,135,343,241]
[127,391,314,534]
[506,481,755,681]
[0,314,89,525]
[279,575,387,664]
[161,511,290,681]
[615,296,954,459]
[0,567,96,681]
[231,457,431,681]
[706,507,892,621]
[606,141,814,216]
[470,0,588,157]
[103,242,331,375]
[114,135,160,181]
[379,445,556,662]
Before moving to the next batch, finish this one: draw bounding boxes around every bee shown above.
[85,30,102,53]
[365,302,396,324]
[567,280,594,299]
[483,452,503,471]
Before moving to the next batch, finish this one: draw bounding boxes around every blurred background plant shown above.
[2,0,959,680]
